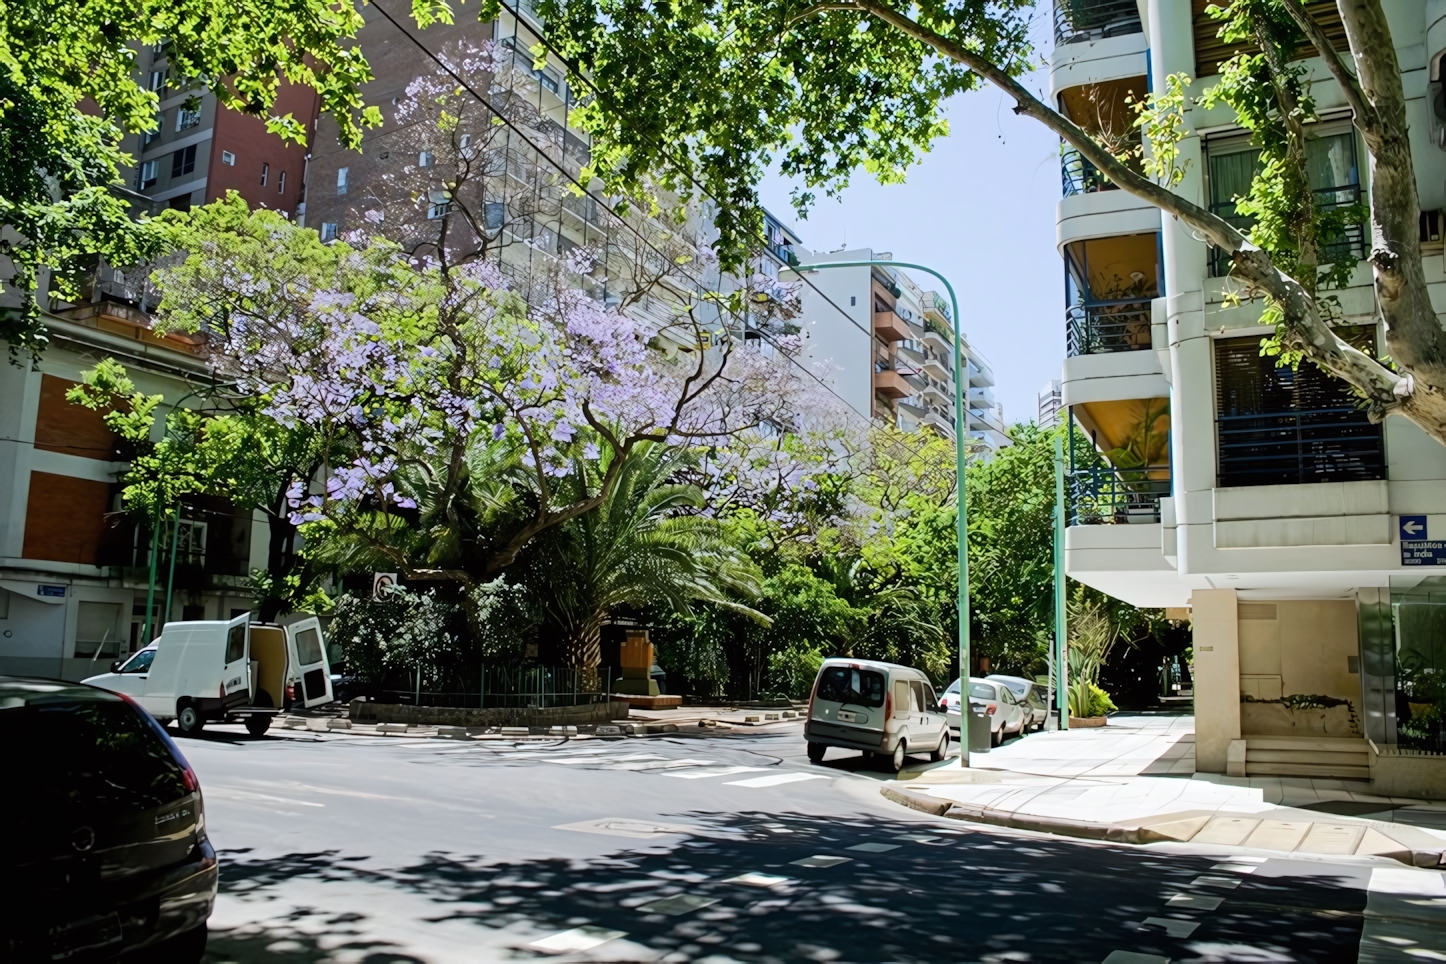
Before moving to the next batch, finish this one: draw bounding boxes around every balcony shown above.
[874,368,913,399]
[1069,464,1171,525]
[1217,408,1385,488]
[1066,299,1152,356]
[897,339,926,365]
[1054,0,1142,44]
[1061,147,1117,198]
[873,308,912,342]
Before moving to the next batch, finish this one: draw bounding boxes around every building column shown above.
[1192,588,1240,772]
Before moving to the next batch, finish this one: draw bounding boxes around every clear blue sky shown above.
[759,66,1063,427]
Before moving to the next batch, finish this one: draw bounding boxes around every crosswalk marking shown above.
[662,765,768,780]
[725,772,831,788]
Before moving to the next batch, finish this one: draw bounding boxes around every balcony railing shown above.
[1061,147,1119,197]
[1217,407,1384,488]
[1069,465,1171,525]
[1210,183,1365,276]
[1054,0,1142,44]
[1066,299,1152,356]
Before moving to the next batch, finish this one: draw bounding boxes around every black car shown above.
[0,677,217,962]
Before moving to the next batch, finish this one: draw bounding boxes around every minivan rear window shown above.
[815,667,885,707]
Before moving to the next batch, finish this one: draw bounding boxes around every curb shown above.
[879,785,1446,867]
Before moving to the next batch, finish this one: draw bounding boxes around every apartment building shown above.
[118,44,315,218]
[1038,380,1063,429]
[0,307,267,680]
[1054,1,1446,789]
[786,246,1008,453]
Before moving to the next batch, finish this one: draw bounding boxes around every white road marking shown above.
[724,872,793,888]
[662,765,768,780]
[724,772,831,788]
[1141,916,1200,938]
[205,786,324,807]
[791,855,852,868]
[529,926,626,952]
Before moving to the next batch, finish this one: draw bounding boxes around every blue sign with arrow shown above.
[1401,516,1429,541]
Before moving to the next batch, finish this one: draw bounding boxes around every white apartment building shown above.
[1039,380,1063,428]
[1054,1,1446,792]
[783,244,1009,453]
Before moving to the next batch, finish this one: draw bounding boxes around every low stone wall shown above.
[349,700,632,728]
[1371,745,1446,799]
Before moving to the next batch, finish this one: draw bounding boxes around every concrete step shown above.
[1244,736,1368,753]
[1244,762,1372,779]
[1247,749,1368,766]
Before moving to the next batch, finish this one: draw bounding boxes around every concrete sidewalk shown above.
[885,713,1446,866]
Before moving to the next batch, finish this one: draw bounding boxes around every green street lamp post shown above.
[789,259,972,765]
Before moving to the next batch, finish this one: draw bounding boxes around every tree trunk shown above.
[258,483,298,622]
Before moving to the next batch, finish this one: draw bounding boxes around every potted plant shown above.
[1065,594,1120,726]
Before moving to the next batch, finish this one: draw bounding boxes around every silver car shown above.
[805,658,951,771]
[986,674,1050,732]
[940,677,1029,747]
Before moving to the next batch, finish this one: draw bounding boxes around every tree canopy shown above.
[538,0,1446,445]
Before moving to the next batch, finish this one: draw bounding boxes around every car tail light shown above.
[286,683,297,703]
[986,703,997,715]
[807,678,818,719]
[883,690,892,720]
[219,683,226,699]
[180,763,200,793]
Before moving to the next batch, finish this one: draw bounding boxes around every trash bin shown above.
[967,708,991,753]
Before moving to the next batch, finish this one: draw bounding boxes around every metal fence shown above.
[1066,300,1153,356]
[1068,465,1171,525]
[1216,407,1385,487]
[375,664,613,708]
[1054,0,1142,44]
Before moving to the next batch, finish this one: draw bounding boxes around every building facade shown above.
[786,246,1008,452]
[1054,1,1446,785]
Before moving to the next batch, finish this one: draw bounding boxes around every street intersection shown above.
[176,719,1436,963]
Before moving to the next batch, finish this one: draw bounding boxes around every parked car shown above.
[85,612,333,736]
[939,677,1029,746]
[1,676,217,961]
[804,658,951,771]
[986,674,1050,731]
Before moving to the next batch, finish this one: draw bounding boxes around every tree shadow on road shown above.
[205,811,1365,962]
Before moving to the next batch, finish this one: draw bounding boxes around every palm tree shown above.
[520,443,768,669]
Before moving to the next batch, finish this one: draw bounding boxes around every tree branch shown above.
[1279,0,1375,133]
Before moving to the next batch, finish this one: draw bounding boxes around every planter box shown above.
[1240,701,1358,738]
[1069,716,1108,728]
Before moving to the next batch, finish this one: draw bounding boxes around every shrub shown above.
[767,642,825,700]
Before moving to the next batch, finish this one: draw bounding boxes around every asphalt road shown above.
[179,722,1385,963]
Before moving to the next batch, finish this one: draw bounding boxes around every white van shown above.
[83,612,333,736]
[804,658,950,771]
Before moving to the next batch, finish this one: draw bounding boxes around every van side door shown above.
[287,616,334,707]
[221,613,251,704]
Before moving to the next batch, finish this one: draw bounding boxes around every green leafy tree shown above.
[518,444,769,668]
[0,0,413,359]
[537,0,1446,443]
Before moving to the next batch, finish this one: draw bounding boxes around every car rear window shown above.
[969,682,996,700]
[815,667,885,708]
[1,683,189,811]
[996,678,1028,698]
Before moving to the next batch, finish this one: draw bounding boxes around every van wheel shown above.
[890,741,906,772]
[806,742,825,764]
[930,729,949,762]
[245,716,271,737]
[176,702,204,736]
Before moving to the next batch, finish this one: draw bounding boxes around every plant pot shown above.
[1069,715,1107,728]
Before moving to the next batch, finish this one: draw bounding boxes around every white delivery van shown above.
[803,658,951,772]
[84,612,333,736]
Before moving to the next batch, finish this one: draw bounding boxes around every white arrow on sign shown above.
[1404,520,1426,537]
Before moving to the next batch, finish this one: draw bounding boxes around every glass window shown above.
[418,150,434,168]
[294,627,323,665]
[969,682,996,700]
[337,166,349,195]
[320,222,338,242]
[139,160,159,189]
[221,150,235,166]
[815,666,885,707]
[225,624,246,664]
[261,162,269,186]
[120,648,155,674]
[171,144,196,178]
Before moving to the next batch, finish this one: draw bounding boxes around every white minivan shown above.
[84,612,333,736]
[804,658,951,772]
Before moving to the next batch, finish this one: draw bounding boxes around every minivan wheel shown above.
[930,729,949,762]
[806,741,825,763]
[176,702,204,736]
[990,724,1001,748]
[891,741,906,772]
[245,715,271,737]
